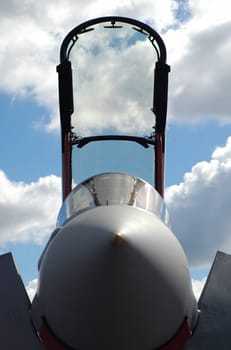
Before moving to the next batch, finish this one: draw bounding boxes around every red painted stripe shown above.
[40,320,66,350]
[160,317,190,350]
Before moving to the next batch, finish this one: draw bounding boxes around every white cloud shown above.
[188,0,231,29]
[26,278,38,301]
[192,276,206,300]
[165,136,231,267]
[0,0,177,134]
[0,170,61,246]
[165,1,231,124]
[212,136,231,161]
[167,22,231,123]
[1,0,231,133]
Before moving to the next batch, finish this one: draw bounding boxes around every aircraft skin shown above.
[1,16,230,350]
[31,173,198,349]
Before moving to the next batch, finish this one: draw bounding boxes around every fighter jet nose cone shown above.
[33,205,197,350]
[111,232,125,246]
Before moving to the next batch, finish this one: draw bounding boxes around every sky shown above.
[1,0,231,302]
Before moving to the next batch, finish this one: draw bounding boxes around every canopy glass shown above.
[57,172,169,227]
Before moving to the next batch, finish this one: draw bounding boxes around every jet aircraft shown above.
[0,16,231,350]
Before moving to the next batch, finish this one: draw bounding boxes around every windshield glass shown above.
[72,140,154,185]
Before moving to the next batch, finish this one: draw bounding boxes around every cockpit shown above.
[57,172,169,226]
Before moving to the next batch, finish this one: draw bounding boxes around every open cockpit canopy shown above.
[57,17,170,199]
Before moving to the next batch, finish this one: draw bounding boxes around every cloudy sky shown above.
[1,0,231,300]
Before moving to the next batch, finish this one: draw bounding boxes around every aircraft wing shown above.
[0,253,44,349]
[186,251,231,349]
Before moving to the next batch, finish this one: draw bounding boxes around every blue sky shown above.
[1,0,231,300]
[0,93,60,183]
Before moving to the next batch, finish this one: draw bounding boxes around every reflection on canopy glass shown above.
[57,173,169,227]
[72,140,154,185]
